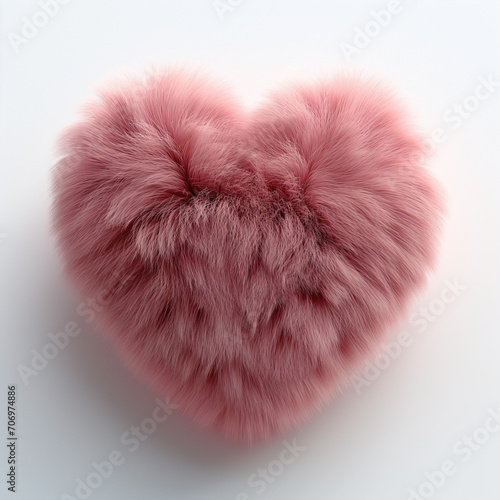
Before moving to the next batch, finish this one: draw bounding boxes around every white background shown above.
[1,1,500,499]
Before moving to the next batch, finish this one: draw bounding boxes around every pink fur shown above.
[52,69,444,443]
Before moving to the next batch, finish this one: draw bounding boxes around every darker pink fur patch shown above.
[52,69,444,443]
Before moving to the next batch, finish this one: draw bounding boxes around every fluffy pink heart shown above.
[52,69,444,444]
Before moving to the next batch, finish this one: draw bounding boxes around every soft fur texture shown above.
[52,69,444,444]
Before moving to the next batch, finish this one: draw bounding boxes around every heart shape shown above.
[53,69,443,443]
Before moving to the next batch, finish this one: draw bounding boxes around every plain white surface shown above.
[1,1,499,499]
